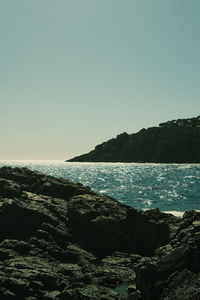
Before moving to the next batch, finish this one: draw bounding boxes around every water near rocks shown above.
[0,160,199,213]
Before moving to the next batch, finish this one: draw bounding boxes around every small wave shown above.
[163,211,184,217]
[1,161,200,212]
[163,210,200,217]
[99,190,108,194]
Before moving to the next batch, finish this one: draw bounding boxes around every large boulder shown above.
[67,194,169,257]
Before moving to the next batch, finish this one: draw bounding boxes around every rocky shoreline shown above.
[0,166,200,299]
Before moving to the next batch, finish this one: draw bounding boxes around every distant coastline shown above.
[67,116,200,163]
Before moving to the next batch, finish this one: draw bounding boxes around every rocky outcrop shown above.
[0,167,199,299]
[67,116,200,163]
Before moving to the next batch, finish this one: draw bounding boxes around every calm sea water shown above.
[0,160,200,214]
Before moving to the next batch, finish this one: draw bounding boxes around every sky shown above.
[1,0,200,160]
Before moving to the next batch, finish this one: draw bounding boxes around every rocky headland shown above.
[67,116,200,163]
[0,166,200,299]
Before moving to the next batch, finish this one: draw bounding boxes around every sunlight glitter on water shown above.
[0,160,200,212]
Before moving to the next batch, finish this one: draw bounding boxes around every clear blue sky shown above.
[1,0,200,160]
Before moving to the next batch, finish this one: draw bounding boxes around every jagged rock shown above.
[135,210,200,299]
[67,194,169,256]
[0,167,93,200]
[0,166,199,299]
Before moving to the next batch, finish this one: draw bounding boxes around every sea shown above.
[0,160,200,216]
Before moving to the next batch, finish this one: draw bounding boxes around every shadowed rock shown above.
[68,194,169,256]
[0,167,199,299]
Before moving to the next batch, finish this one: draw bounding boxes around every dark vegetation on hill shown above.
[0,167,200,299]
[67,116,200,163]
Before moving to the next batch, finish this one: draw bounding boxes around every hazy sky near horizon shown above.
[1,0,200,160]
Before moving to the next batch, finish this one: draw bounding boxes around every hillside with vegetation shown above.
[67,116,200,163]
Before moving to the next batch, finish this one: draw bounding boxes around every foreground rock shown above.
[0,167,199,299]
[67,116,200,163]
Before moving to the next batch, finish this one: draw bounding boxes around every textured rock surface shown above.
[0,167,199,299]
